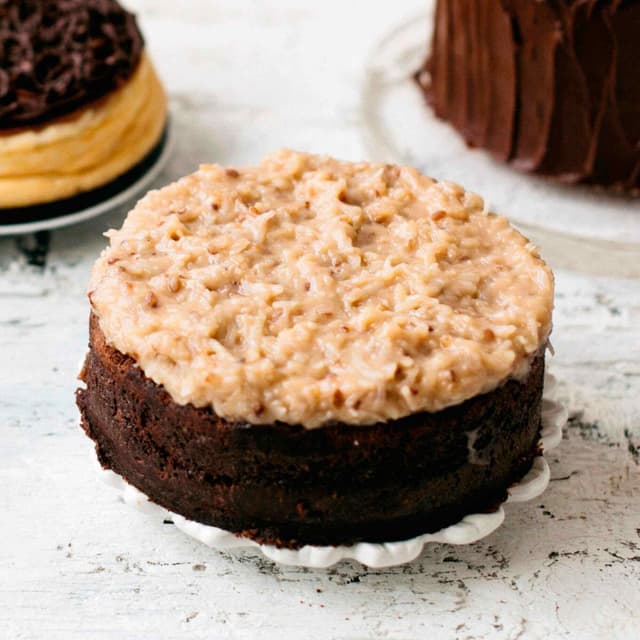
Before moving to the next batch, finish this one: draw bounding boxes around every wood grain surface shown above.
[1,1,638,638]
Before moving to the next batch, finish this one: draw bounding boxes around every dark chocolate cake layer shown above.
[419,0,640,191]
[0,0,144,130]
[77,315,545,548]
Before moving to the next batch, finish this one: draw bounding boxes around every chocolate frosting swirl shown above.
[420,0,640,191]
[0,0,144,129]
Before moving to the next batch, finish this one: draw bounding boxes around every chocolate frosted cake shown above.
[77,150,554,548]
[418,0,640,191]
[0,0,167,218]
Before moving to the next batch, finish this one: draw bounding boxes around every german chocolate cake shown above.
[0,0,167,222]
[418,0,640,191]
[77,150,554,547]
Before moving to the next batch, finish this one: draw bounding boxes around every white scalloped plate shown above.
[95,374,566,569]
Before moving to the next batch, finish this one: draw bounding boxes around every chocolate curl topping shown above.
[0,0,144,129]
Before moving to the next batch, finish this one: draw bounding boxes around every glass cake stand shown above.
[360,7,640,279]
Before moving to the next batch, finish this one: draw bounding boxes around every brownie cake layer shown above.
[419,0,640,191]
[77,315,545,548]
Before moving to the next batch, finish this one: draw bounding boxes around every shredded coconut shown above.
[89,150,554,427]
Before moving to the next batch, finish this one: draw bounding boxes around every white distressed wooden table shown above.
[1,1,639,638]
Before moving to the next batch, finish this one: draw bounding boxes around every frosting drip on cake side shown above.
[89,150,554,428]
[421,0,640,190]
[0,0,144,129]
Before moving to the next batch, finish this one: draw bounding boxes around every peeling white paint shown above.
[1,1,639,638]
